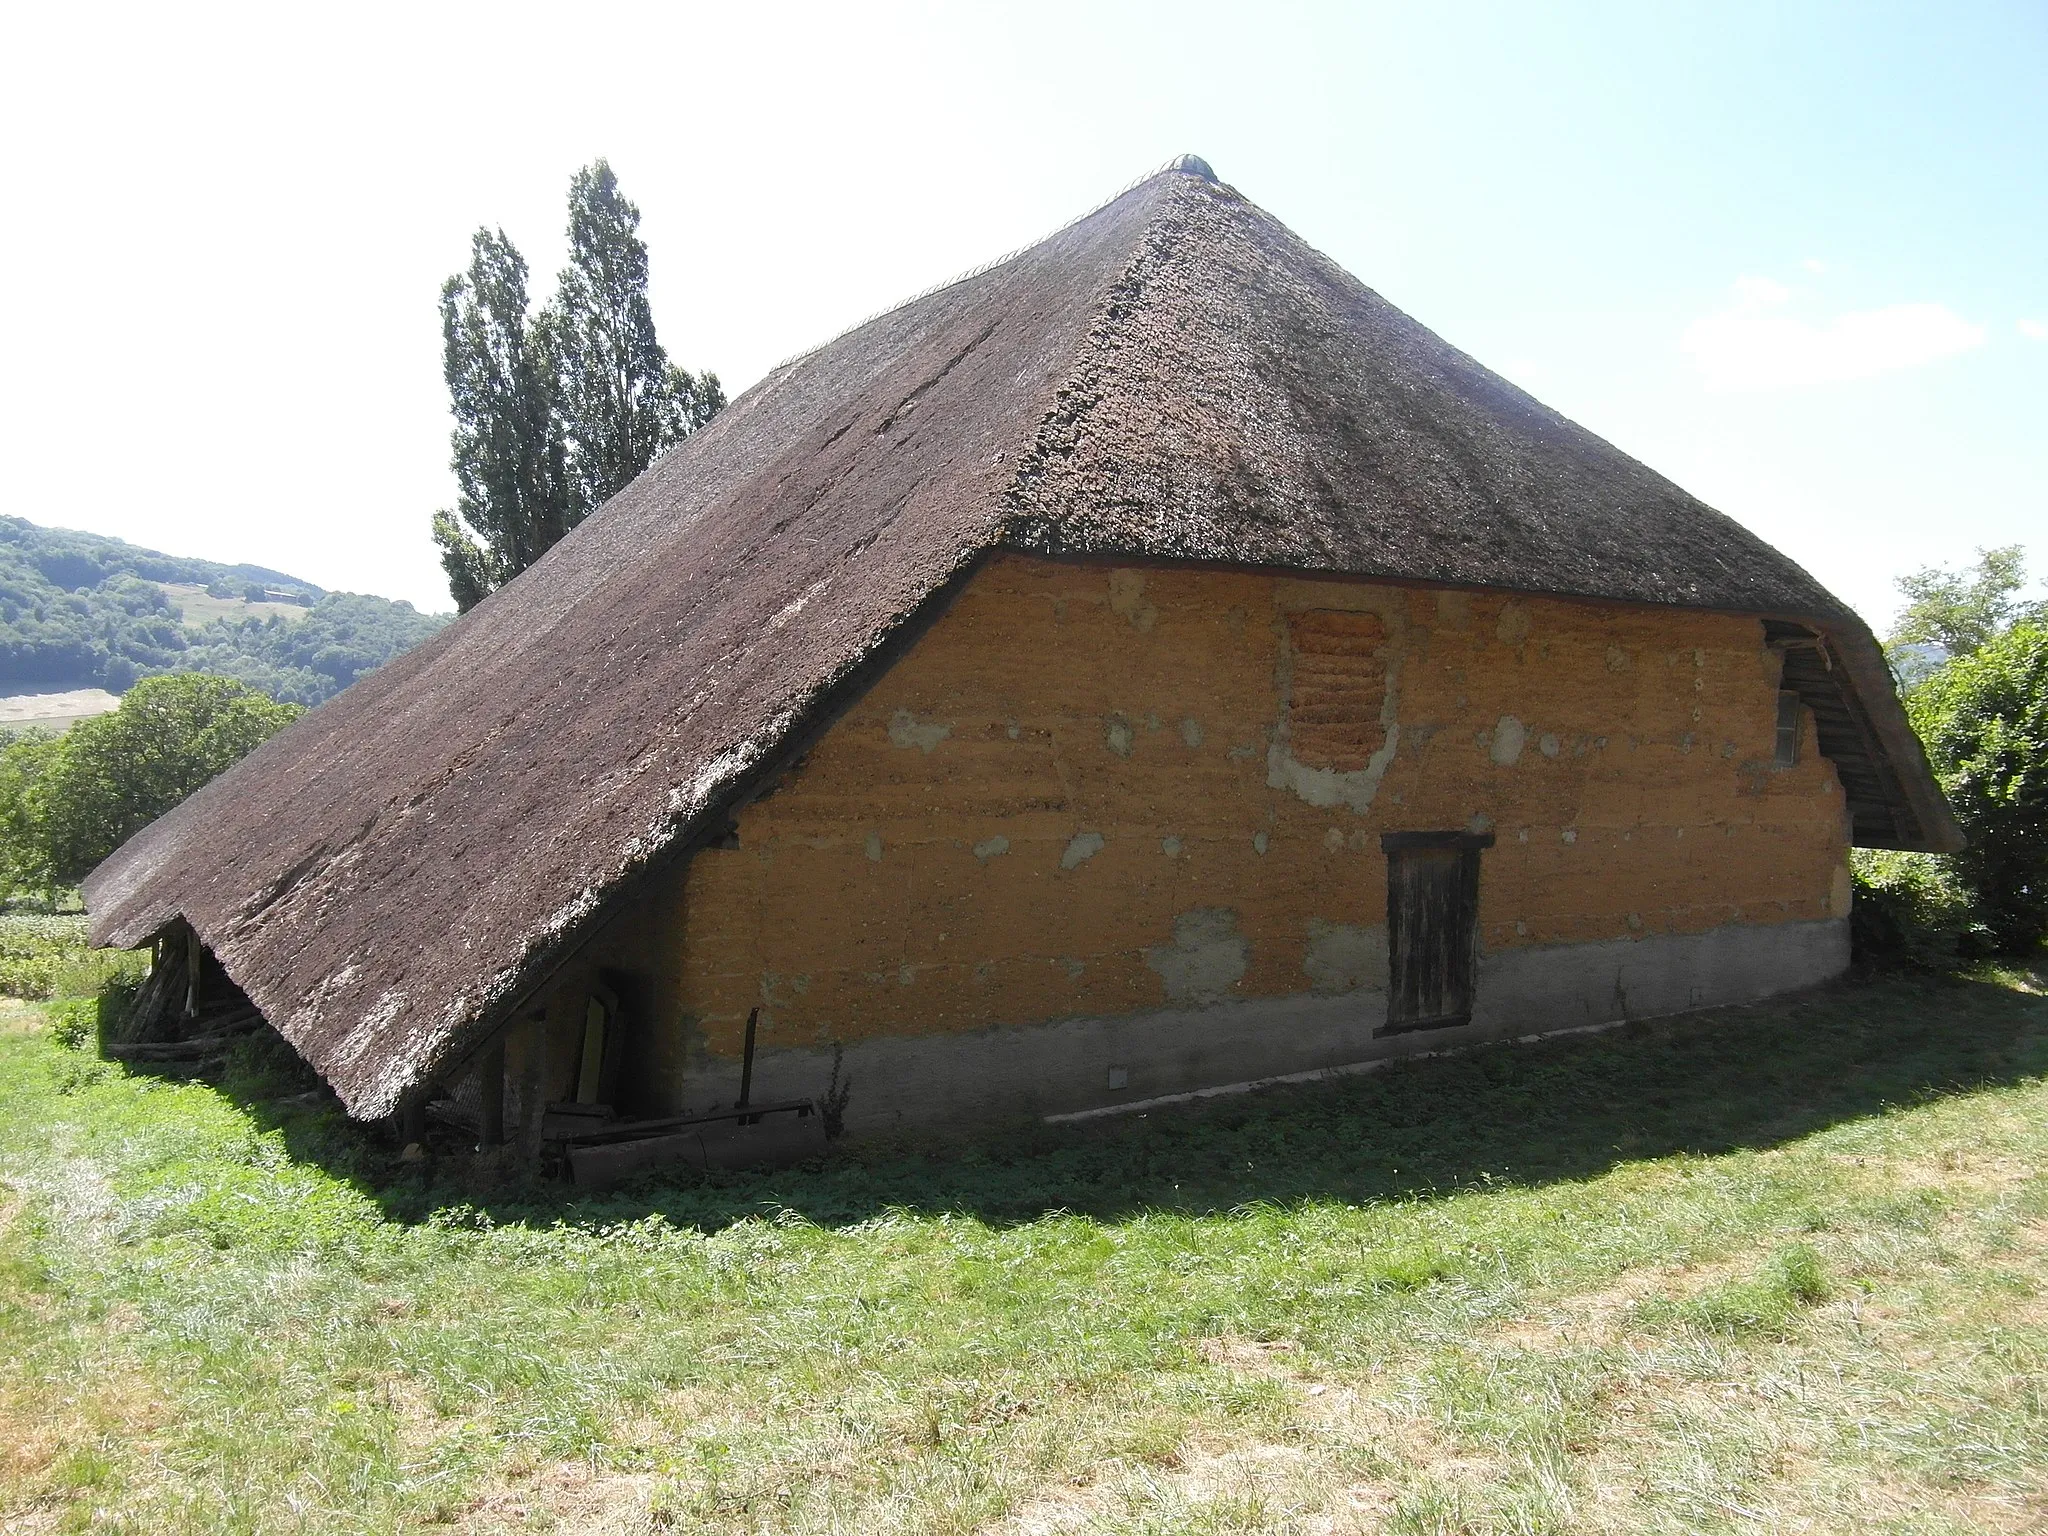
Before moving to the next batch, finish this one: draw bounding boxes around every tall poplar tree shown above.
[429,164,723,613]
[430,230,568,612]
[547,161,725,521]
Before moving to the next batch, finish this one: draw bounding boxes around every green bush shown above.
[0,914,92,998]
[1850,849,1986,969]
[1909,620,2048,952]
[46,996,97,1049]
[54,951,147,1008]
[0,914,144,1003]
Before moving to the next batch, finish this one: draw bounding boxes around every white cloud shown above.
[2020,318,2048,342]
[1682,277,1986,392]
[1802,257,1827,274]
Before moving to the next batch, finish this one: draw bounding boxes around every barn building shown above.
[84,159,1959,1159]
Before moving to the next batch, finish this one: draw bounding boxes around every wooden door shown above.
[1381,831,1492,1033]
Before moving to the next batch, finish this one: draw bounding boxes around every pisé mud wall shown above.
[496,554,1852,1140]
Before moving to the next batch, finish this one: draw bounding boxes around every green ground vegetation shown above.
[0,915,142,1002]
[1,921,2044,1533]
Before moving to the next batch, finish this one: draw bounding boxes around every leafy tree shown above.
[0,732,59,901]
[431,230,569,612]
[428,163,723,612]
[1890,545,2044,662]
[1907,620,2048,952]
[20,675,300,889]
[548,160,725,521]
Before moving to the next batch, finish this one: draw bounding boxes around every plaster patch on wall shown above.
[864,833,883,862]
[1104,715,1134,758]
[1539,733,1561,758]
[1490,715,1527,766]
[1496,601,1531,646]
[1160,836,1184,857]
[1145,908,1249,1004]
[974,835,1010,862]
[1107,569,1157,631]
[1303,919,1388,994]
[1061,831,1105,870]
[887,710,951,754]
[1252,831,1269,855]
[1269,730,1405,812]
[1179,717,1203,748]
[1830,862,1853,917]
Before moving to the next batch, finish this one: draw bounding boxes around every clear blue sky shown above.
[3,1,2041,622]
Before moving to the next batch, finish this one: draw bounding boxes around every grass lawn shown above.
[2,962,2046,1534]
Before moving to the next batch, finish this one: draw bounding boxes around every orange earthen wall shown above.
[562,554,1848,1104]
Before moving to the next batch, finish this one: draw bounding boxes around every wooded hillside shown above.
[0,518,445,705]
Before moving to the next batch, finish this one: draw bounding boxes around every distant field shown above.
[0,687,119,734]
[161,581,310,629]
[1,936,2044,1533]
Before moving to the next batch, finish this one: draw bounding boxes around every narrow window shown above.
[1775,690,1802,767]
[1380,831,1492,1033]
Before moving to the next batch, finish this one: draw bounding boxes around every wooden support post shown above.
[737,1006,759,1123]
[182,924,203,1021]
[401,1099,426,1147]
[479,1039,505,1147]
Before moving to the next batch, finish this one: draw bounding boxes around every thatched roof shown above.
[84,158,1960,1119]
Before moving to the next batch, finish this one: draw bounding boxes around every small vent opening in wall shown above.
[1285,609,1388,770]
[1381,830,1492,1033]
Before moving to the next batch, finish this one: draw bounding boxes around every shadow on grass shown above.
[142,966,2048,1235]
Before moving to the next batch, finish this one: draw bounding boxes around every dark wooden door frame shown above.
[1380,830,1493,1035]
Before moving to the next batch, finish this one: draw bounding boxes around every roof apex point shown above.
[1168,154,1216,181]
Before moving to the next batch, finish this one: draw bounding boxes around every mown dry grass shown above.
[1,965,2045,1533]
[160,582,309,630]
